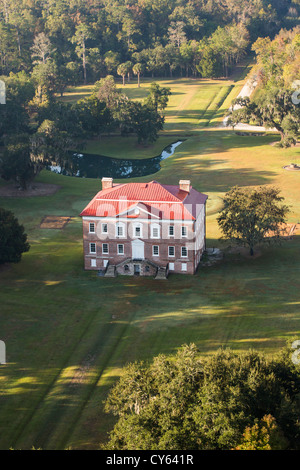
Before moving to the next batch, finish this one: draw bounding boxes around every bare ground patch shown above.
[40,216,73,229]
[0,182,61,197]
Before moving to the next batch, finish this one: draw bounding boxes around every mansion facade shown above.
[80,177,208,278]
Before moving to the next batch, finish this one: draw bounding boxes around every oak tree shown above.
[217,186,290,256]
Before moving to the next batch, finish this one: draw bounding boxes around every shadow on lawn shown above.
[1,237,300,449]
[169,160,275,191]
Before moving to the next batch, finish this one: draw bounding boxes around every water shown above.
[48,141,183,179]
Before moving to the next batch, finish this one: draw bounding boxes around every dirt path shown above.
[221,78,277,132]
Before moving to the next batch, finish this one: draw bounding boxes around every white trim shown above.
[102,243,109,254]
[152,245,159,256]
[133,222,143,238]
[89,242,96,254]
[168,225,175,237]
[101,223,108,234]
[117,244,124,255]
[89,222,95,233]
[168,246,175,257]
[181,226,188,237]
[181,246,188,257]
[116,222,126,238]
[150,223,160,239]
[117,204,160,219]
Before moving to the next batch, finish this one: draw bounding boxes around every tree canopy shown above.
[0,207,30,264]
[0,0,298,82]
[217,186,290,256]
[226,27,300,146]
[103,343,300,450]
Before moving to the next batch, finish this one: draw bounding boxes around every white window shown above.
[169,262,174,271]
[89,222,95,233]
[134,224,142,238]
[168,225,174,237]
[181,226,187,237]
[181,263,187,272]
[168,246,175,257]
[117,244,124,255]
[152,245,159,256]
[89,243,96,254]
[116,222,125,238]
[151,224,160,239]
[102,243,109,254]
[102,223,108,234]
[181,246,188,257]
[91,259,97,267]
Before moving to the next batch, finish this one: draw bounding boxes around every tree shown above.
[113,99,164,145]
[0,135,35,190]
[31,33,56,65]
[227,87,300,147]
[144,82,171,113]
[197,46,222,78]
[117,62,128,86]
[71,24,94,84]
[235,415,288,450]
[103,344,300,450]
[74,96,113,137]
[217,186,290,256]
[0,208,30,264]
[31,60,60,102]
[133,103,164,145]
[104,50,120,75]
[168,21,187,50]
[31,120,74,171]
[0,72,34,137]
[132,62,144,87]
[93,75,121,108]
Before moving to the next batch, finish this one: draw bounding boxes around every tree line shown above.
[0,0,299,84]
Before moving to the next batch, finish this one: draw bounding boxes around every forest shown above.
[0,0,299,189]
[0,0,299,84]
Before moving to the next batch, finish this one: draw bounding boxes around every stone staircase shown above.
[104,263,116,277]
[155,265,168,280]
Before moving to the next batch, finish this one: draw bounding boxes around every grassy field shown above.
[1,70,300,450]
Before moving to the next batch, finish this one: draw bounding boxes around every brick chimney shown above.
[102,177,113,190]
[179,179,191,193]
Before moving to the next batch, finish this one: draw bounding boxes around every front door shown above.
[132,239,145,259]
[134,264,141,276]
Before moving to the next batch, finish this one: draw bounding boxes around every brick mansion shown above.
[80,177,208,278]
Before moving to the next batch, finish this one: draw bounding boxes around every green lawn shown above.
[1,71,300,450]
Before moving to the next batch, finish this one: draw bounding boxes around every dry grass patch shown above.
[40,216,72,229]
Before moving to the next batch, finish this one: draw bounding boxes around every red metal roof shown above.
[80,180,207,220]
